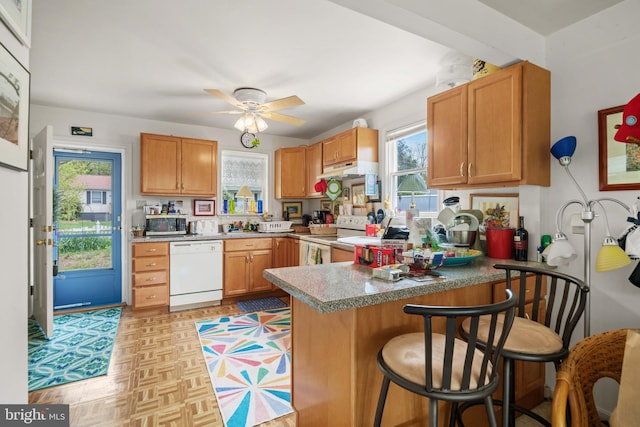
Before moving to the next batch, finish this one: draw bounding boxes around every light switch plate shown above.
[570,213,584,234]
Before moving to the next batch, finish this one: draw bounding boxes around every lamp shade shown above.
[236,185,253,198]
[595,236,631,272]
[397,174,428,194]
[551,136,577,166]
[545,232,578,266]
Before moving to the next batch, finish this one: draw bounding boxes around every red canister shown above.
[486,227,516,259]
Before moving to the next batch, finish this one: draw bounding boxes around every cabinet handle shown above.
[145,277,157,282]
[146,262,157,267]
[245,256,249,264]
[459,162,464,177]
[146,248,157,252]
[250,255,254,262]
[468,163,473,177]
[145,295,157,299]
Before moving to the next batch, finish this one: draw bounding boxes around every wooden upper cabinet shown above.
[322,127,378,167]
[427,85,468,187]
[140,133,217,196]
[427,61,550,189]
[275,146,307,199]
[305,142,323,198]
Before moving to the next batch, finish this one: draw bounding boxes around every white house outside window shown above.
[386,122,439,214]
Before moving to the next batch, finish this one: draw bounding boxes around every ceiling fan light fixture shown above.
[255,115,268,132]
[234,113,268,133]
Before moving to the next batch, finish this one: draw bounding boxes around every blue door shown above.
[52,150,122,310]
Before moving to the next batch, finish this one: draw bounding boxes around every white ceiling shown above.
[29,0,621,140]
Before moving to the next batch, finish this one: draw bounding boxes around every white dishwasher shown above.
[169,240,223,312]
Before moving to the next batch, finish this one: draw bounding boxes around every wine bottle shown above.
[514,216,529,261]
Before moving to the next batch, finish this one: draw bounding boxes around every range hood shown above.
[317,160,378,179]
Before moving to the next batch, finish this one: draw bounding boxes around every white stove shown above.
[335,215,369,236]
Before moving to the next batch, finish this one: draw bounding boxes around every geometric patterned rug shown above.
[195,308,293,427]
[28,307,122,392]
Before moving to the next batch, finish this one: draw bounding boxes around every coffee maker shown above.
[313,210,331,224]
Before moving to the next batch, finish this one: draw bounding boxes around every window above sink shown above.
[220,150,268,215]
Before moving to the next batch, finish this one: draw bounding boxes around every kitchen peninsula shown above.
[264,258,548,426]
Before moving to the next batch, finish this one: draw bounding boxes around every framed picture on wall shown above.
[283,201,303,219]
[597,104,640,191]
[0,0,32,46]
[470,193,519,229]
[0,41,30,171]
[352,184,366,207]
[193,199,215,216]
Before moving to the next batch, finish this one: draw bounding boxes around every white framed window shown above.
[220,150,268,215]
[386,121,439,215]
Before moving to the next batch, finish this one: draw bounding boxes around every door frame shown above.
[48,135,131,306]
[53,149,123,309]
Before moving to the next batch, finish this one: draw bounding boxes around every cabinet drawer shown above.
[225,238,272,252]
[133,284,168,308]
[494,275,546,304]
[134,270,168,286]
[133,242,169,257]
[133,256,169,272]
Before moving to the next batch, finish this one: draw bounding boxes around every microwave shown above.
[145,215,188,236]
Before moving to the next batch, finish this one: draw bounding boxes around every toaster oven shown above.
[145,215,188,236]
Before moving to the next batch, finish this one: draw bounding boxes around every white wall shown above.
[0,20,29,402]
[545,1,640,413]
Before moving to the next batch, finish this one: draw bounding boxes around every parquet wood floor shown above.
[29,303,297,427]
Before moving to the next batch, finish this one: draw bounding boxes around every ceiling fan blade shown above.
[259,95,305,112]
[261,111,306,126]
[204,89,243,108]
[189,110,244,115]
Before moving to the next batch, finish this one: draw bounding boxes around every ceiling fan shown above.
[201,87,306,134]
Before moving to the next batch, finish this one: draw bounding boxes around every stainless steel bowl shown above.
[446,229,477,246]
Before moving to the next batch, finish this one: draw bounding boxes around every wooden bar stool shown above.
[460,264,588,427]
[373,289,517,427]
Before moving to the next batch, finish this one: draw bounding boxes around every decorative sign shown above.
[71,127,93,136]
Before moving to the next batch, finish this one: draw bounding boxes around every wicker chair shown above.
[552,329,628,427]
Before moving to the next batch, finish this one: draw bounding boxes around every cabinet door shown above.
[223,252,249,296]
[140,133,181,194]
[272,238,289,268]
[322,136,339,166]
[275,147,306,198]
[427,86,468,187]
[249,249,273,292]
[336,129,357,163]
[467,65,522,184]
[180,138,217,196]
[331,247,353,263]
[306,142,323,197]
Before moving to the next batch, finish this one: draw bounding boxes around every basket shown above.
[292,225,310,234]
[258,221,293,233]
[309,224,337,235]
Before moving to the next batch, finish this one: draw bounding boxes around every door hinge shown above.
[30,285,33,296]
[29,149,33,160]
[29,218,34,228]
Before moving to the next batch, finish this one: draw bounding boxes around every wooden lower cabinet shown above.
[273,237,300,268]
[331,246,353,263]
[223,238,274,297]
[131,242,170,310]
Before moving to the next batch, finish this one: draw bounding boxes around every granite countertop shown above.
[263,257,547,313]
[131,231,303,243]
